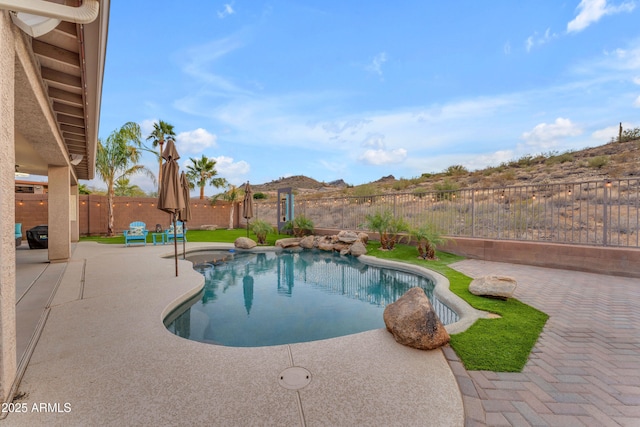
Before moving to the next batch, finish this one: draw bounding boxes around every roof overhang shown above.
[6,0,109,182]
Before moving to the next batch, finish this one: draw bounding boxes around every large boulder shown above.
[299,235,315,249]
[357,232,369,245]
[469,275,517,300]
[337,230,359,244]
[234,237,257,249]
[383,287,450,350]
[349,241,367,257]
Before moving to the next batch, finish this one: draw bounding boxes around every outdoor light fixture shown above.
[70,153,83,166]
[14,164,29,177]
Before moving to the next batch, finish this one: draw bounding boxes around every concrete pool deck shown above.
[8,242,640,426]
[5,242,464,426]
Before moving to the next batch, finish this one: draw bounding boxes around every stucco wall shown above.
[439,237,640,278]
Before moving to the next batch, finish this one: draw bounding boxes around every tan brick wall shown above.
[15,194,241,236]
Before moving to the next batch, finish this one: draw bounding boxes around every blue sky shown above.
[94,0,640,196]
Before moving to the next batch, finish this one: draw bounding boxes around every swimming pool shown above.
[165,250,459,347]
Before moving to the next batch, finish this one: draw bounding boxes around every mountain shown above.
[252,138,640,198]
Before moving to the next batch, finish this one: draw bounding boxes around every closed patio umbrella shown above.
[178,171,192,260]
[157,138,184,276]
[242,181,253,237]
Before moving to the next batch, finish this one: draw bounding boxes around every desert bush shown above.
[292,215,314,237]
[588,156,609,169]
[546,151,574,165]
[250,219,274,244]
[363,209,410,250]
[433,179,460,201]
[444,164,468,176]
[410,223,447,260]
[253,192,268,200]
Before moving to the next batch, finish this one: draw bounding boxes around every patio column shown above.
[48,165,71,262]
[0,10,17,403]
[70,184,79,242]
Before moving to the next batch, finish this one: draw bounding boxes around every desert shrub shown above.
[588,156,609,169]
[363,209,410,250]
[546,151,574,165]
[352,184,377,197]
[433,179,460,201]
[444,164,468,176]
[253,192,268,200]
[410,223,447,260]
[392,179,412,191]
[250,219,274,244]
[292,215,314,237]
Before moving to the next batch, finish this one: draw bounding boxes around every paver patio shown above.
[448,260,640,426]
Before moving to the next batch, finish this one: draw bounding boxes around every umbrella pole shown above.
[173,214,178,276]
[182,227,186,260]
[246,220,249,237]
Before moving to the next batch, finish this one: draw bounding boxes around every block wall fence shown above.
[14,194,244,236]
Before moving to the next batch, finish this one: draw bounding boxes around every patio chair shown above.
[15,223,22,246]
[123,221,148,246]
[166,221,187,243]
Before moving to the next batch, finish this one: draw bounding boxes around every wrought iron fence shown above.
[253,178,640,248]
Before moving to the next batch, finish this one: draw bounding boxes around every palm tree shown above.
[185,155,227,199]
[114,177,146,197]
[220,185,241,229]
[146,120,175,191]
[96,122,156,236]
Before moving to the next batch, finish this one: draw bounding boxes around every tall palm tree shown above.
[96,122,156,236]
[146,120,175,191]
[213,184,241,229]
[114,177,146,197]
[186,155,227,199]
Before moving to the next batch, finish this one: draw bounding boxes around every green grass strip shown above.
[366,243,548,372]
[82,231,548,371]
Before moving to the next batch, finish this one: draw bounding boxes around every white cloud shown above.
[567,0,635,33]
[525,28,558,52]
[359,148,407,165]
[217,3,235,19]
[212,155,250,184]
[503,41,511,55]
[365,52,388,77]
[361,133,385,149]
[634,95,640,107]
[139,119,157,137]
[176,128,218,153]
[634,76,640,85]
[521,118,583,148]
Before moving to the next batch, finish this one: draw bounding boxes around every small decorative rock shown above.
[275,238,301,248]
[200,225,218,231]
[469,275,517,300]
[234,237,257,249]
[383,287,450,350]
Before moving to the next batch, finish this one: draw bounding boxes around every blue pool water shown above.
[165,250,458,347]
